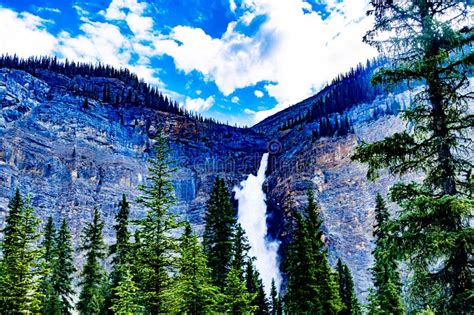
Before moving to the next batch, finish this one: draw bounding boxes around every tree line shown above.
[0,133,364,314]
[0,54,232,127]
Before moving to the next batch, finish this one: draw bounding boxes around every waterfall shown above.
[234,153,281,294]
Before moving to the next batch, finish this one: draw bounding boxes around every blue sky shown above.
[0,0,377,126]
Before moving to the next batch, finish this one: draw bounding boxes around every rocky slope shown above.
[0,68,268,241]
[0,65,415,301]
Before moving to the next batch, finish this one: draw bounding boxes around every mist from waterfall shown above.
[234,153,281,294]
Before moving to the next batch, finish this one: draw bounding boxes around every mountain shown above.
[0,57,412,301]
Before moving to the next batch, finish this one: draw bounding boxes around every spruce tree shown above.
[270,279,283,315]
[353,1,473,312]
[223,265,256,314]
[284,189,342,314]
[106,194,132,313]
[110,267,142,315]
[52,218,76,314]
[203,176,236,288]
[40,216,58,314]
[0,193,43,313]
[337,258,362,315]
[245,260,270,315]
[77,208,107,314]
[135,132,180,313]
[163,223,219,314]
[367,194,404,314]
[232,223,250,280]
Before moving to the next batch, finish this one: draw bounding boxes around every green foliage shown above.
[368,194,404,315]
[110,266,142,315]
[163,223,220,314]
[39,216,57,315]
[106,194,132,314]
[336,259,362,315]
[270,279,282,315]
[77,208,107,314]
[223,265,257,314]
[353,1,473,312]
[233,224,251,280]
[52,218,76,314]
[245,260,269,315]
[135,132,180,313]
[283,189,343,314]
[203,176,236,288]
[0,192,43,313]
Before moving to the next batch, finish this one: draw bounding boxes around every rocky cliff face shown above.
[0,66,413,301]
[256,91,414,300]
[0,68,268,242]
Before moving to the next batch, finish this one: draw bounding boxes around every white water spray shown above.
[234,153,281,294]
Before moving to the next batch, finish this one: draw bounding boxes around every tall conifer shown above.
[52,218,76,314]
[0,193,43,313]
[203,177,236,287]
[77,208,107,314]
[353,1,473,312]
[136,132,180,313]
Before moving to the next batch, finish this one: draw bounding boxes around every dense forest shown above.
[279,58,406,140]
[0,54,229,127]
[0,0,473,314]
[0,133,361,314]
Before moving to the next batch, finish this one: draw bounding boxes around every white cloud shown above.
[232,96,240,103]
[0,8,58,57]
[152,0,377,123]
[184,96,215,112]
[0,0,378,126]
[254,90,264,98]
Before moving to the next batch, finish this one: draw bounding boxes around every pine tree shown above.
[83,97,89,109]
[368,194,404,314]
[135,132,180,313]
[223,265,256,314]
[353,1,473,312]
[106,194,132,314]
[245,260,269,315]
[110,267,142,315]
[270,279,283,315]
[163,223,220,314]
[284,188,342,314]
[0,193,43,313]
[232,223,250,280]
[337,258,362,315]
[52,218,76,314]
[203,177,236,288]
[77,208,107,314]
[39,216,58,314]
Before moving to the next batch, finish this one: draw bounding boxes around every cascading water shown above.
[234,153,281,294]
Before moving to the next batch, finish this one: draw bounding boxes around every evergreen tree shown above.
[203,177,236,288]
[284,188,342,314]
[337,258,362,315]
[270,279,283,315]
[232,223,250,280]
[353,1,473,312]
[106,194,132,313]
[135,132,180,313]
[52,218,76,314]
[163,223,220,314]
[223,265,256,314]
[40,216,58,315]
[83,97,89,109]
[245,260,269,315]
[0,193,43,313]
[77,208,107,314]
[367,194,404,314]
[110,267,142,315]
